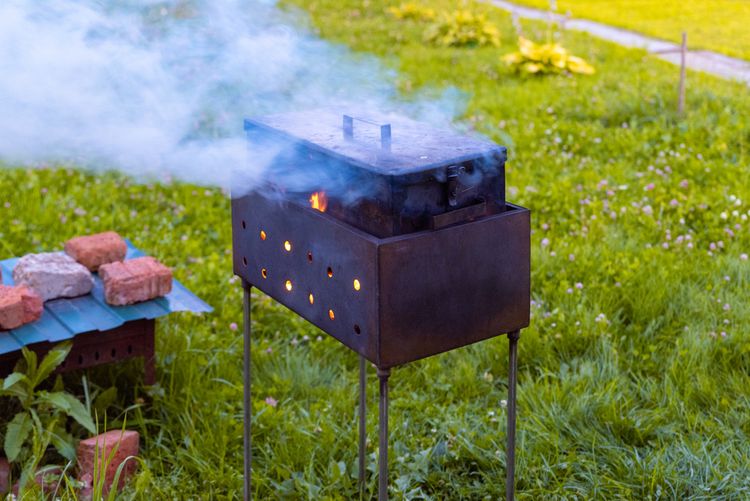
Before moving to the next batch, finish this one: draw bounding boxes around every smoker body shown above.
[232,192,529,368]
[234,110,530,500]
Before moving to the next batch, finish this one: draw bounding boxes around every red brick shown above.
[0,286,24,330]
[99,257,172,306]
[77,430,139,494]
[65,231,127,271]
[17,286,42,324]
[0,457,9,494]
[0,285,43,330]
[10,466,62,497]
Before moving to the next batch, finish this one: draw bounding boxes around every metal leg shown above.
[359,356,367,493]
[243,283,252,501]
[377,367,391,501]
[143,320,156,385]
[506,330,520,501]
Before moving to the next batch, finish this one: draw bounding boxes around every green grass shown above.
[507,0,750,60]
[2,0,750,498]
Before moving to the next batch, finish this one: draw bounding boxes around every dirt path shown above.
[489,0,750,85]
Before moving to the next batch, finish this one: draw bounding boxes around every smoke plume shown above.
[0,0,464,192]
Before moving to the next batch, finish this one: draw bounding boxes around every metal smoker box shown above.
[233,110,530,500]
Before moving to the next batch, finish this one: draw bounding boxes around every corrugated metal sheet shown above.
[0,240,212,355]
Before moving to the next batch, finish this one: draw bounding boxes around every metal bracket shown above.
[446,165,464,207]
[430,200,488,230]
[343,115,392,151]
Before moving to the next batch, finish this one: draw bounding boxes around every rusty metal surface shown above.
[232,192,381,362]
[232,193,530,368]
[377,204,530,367]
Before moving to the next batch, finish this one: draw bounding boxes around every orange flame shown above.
[310,191,328,212]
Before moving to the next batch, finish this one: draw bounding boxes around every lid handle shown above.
[343,115,391,151]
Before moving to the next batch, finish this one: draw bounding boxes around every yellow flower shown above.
[567,55,596,75]
[388,3,435,21]
[424,9,500,47]
[502,37,595,76]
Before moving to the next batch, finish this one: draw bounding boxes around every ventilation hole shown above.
[241,220,246,229]
[128,345,133,354]
[261,268,268,279]
[260,230,267,240]
[328,309,335,320]
[94,351,100,361]
[353,279,361,291]
[307,251,313,263]
[78,355,83,365]
[354,324,361,335]
[242,257,248,267]
[111,348,117,358]
[308,293,314,305]
[284,240,292,252]
[327,267,333,278]
[285,280,293,292]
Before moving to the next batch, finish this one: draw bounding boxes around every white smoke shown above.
[0,0,465,190]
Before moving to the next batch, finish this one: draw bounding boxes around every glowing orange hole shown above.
[310,191,328,212]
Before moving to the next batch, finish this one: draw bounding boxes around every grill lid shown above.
[244,109,506,174]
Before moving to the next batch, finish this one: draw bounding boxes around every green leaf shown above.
[4,411,32,462]
[37,391,96,434]
[20,347,37,383]
[0,372,30,401]
[93,386,118,417]
[49,426,76,461]
[33,342,72,388]
[2,372,26,390]
[52,374,64,393]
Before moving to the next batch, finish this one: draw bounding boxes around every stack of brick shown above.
[2,232,173,329]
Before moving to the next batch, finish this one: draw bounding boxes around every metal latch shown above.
[446,165,465,207]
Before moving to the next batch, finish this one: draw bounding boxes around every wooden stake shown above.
[678,32,687,116]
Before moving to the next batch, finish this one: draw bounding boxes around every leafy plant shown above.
[0,343,96,492]
[387,3,435,21]
[424,9,500,47]
[502,36,595,75]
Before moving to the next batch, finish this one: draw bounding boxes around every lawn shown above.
[2,0,750,498]
[508,0,750,61]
